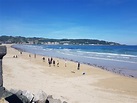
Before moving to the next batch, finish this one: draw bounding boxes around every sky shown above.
[0,0,137,45]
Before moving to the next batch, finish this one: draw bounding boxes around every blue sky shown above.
[0,0,137,45]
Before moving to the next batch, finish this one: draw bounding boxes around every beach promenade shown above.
[2,44,137,103]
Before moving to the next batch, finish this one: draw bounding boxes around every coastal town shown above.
[0,35,120,45]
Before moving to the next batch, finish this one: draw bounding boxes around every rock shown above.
[9,89,18,94]
[22,90,34,102]
[5,94,24,103]
[17,94,29,103]
[47,95,53,99]
[0,87,5,98]
[33,90,47,103]
[2,89,29,103]
[0,88,13,99]
[63,101,67,103]
[47,95,61,103]
[47,98,61,103]
[11,90,29,103]
[16,90,23,96]
[1,89,63,103]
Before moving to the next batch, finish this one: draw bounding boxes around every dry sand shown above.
[2,44,137,103]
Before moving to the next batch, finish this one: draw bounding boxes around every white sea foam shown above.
[59,51,137,64]
[12,45,137,72]
[43,48,137,64]
[76,50,137,57]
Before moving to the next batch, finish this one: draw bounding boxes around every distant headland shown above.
[0,35,121,45]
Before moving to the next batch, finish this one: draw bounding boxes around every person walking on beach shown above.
[42,57,45,62]
[57,60,59,67]
[20,51,22,54]
[65,60,67,67]
[48,58,51,67]
[77,62,80,70]
[53,60,55,66]
[34,54,36,58]
[50,57,53,64]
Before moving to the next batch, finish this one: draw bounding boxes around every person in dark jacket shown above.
[77,62,80,70]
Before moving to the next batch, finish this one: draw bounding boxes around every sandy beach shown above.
[2,44,137,103]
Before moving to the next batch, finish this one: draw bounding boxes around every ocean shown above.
[12,44,137,78]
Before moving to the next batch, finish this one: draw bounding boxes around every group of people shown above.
[28,53,80,70]
[47,57,80,70]
[47,57,59,67]
[13,55,18,58]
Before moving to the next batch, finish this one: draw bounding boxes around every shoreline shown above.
[3,44,137,103]
[11,44,137,79]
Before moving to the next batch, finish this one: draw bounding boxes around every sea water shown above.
[12,44,137,78]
